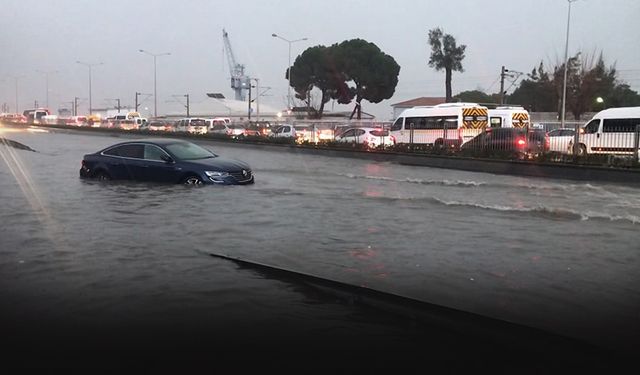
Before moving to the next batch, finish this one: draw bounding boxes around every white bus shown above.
[390,102,489,147]
[572,107,640,156]
[487,106,530,128]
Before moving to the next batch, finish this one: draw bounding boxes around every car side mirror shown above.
[161,154,174,163]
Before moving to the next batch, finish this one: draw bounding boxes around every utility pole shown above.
[248,84,252,122]
[500,66,507,105]
[36,69,58,109]
[135,92,140,112]
[74,97,79,116]
[76,61,103,115]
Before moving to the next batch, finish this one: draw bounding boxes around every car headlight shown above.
[205,171,229,178]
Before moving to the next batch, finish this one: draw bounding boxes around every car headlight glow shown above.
[205,171,229,178]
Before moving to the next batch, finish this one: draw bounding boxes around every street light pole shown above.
[36,69,58,109]
[76,61,103,115]
[271,33,308,111]
[139,49,171,118]
[561,0,578,130]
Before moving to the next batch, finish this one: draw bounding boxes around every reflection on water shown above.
[1,130,639,362]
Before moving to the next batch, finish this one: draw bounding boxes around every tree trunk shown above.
[349,96,362,120]
[318,90,326,119]
[445,68,452,102]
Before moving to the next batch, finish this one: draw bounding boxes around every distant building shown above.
[391,97,447,119]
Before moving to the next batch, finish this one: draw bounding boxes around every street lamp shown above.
[9,75,25,113]
[139,49,171,118]
[271,33,308,110]
[561,0,579,152]
[76,61,103,115]
[36,69,58,109]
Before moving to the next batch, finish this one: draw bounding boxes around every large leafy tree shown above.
[334,39,400,120]
[287,39,399,120]
[289,45,352,118]
[427,28,466,102]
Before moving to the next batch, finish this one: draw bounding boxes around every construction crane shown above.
[222,28,251,101]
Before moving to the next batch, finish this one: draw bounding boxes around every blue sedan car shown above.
[80,139,254,185]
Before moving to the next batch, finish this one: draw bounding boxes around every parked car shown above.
[461,128,549,158]
[334,127,395,148]
[79,139,254,185]
[66,116,88,126]
[547,128,576,153]
[269,124,296,139]
[209,123,254,138]
[175,118,208,134]
[293,125,320,143]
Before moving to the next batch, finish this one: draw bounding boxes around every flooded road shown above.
[1,127,639,370]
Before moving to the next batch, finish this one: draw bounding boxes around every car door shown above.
[101,144,143,180]
[338,129,355,143]
[353,129,366,144]
[115,144,146,180]
[141,144,181,183]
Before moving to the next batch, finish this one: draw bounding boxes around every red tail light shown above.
[545,136,550,150]
[516,138,526,147]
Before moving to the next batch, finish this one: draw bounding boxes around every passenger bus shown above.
[390,102,489,146]
[487,106,530,128]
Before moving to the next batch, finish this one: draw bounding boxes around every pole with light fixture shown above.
[139,49,171,118]
[271,33,308,111]
[76,61,103,115]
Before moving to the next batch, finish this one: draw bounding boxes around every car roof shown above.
[110,138,189,146]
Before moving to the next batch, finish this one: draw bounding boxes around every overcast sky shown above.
[1,0,639,120]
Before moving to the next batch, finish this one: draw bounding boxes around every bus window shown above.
[490,117,502,128]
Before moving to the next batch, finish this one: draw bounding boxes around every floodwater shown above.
[1,127,639,371]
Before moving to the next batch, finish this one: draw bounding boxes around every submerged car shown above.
[79,139,254,185]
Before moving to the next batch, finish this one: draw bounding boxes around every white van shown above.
[390,102,489,146]
[572,107,640,156]
[487,106,530,128]
[175,118,208,134]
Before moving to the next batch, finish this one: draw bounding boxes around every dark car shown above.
[79,139,254,185]
[461,128,549,158]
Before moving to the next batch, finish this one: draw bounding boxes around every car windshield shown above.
[165,142,217,160]
[189,119,206,127]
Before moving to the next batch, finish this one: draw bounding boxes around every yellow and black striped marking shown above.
[512,112,530,128]
[462,107,489,129]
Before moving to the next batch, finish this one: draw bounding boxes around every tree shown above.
[287,40,399,119]
[454,90,492,104]
[509,52,638,118]
[509,62,556,112]
[427,28,466,103]
[333,39,400,120]
[289,45,352,119]
[609,84,640,107]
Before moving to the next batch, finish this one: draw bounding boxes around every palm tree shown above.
[428,28,466,102]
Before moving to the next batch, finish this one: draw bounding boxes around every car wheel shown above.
[182,175,203,185]
[578,144,587,156]
[94,170,111,181]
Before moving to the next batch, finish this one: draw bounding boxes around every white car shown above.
[270,124,297,139]
[547,128,576,153]
[334,127,395,148]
